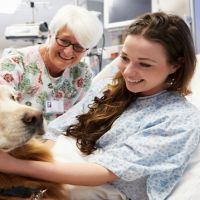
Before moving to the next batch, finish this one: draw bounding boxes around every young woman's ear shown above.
[170,64,181,74]
[170,57,184,74]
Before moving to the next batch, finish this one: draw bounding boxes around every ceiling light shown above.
[0,0,22,14]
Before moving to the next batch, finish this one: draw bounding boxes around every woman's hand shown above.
[0,150,16,173]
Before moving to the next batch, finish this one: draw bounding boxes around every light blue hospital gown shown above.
[45,79,200,200]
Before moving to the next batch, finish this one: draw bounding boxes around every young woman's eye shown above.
[140,63,151,68]
[120,56,129,63]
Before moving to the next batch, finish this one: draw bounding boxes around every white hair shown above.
[48,5,103,49]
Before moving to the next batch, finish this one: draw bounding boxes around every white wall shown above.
[152,0,200,54]
[152,0,190,17]
[192,0,200,53]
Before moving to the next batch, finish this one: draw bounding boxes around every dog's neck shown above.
[0,187,47,199]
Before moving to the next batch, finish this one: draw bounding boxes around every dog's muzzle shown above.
[22,110,45,136]
[22,110,43,128]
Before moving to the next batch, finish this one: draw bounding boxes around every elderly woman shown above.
[0,5,103,122]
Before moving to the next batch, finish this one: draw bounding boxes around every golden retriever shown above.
[0,85,67,200]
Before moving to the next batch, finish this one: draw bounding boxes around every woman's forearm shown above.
[13,159,118,186]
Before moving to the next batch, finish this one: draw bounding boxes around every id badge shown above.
[45,99,64,114]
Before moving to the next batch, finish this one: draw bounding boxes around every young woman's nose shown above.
[123,62,137,75]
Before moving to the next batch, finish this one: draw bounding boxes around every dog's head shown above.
[0,85,45,151]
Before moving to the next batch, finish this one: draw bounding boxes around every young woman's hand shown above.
[0,150,119,185]
[0,150,16,173]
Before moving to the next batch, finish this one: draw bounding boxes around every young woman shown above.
[0,12,200,200]
[0,5,103,122]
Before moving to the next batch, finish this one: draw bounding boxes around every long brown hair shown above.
[65,12,196,155]
[66,72,136,154]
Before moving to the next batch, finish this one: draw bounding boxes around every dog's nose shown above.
[22,110,43,131]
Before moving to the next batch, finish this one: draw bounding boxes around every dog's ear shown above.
[0,85,19,101]
[0,85,14,99]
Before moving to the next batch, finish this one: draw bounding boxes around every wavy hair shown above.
[66,72,136,154]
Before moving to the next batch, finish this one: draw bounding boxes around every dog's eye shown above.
[10,94,16,101]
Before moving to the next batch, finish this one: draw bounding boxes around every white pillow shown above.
[52,135,87,163]
[92,57,119,85]
[167,144,200,199]
[186,54,200,109]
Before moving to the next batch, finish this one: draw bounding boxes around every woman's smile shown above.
[126,78,144,83]
[59,52,74,61]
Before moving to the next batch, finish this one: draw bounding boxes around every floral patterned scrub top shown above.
[46,79,200,200]
[0,45,92,122]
